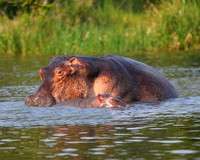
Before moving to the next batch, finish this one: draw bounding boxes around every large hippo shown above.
[25,55,178,107]
[54,94,130,108]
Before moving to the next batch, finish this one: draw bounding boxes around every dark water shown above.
[0,51,200,160]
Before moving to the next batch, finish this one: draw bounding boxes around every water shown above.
[0,51,200,159]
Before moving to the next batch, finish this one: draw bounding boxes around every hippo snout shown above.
[25,94,56,107]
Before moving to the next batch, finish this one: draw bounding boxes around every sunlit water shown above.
[0,52,200,160]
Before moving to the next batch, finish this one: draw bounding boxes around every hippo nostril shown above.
[34,97,40,101]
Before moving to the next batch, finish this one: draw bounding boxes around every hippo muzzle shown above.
[25,83,56,107]
[25,93,56,107]
[25,91,56,107]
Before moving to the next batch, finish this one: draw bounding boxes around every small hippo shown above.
[54,94,130,108]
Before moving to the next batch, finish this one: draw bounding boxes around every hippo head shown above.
[98,94,130,108]
[25,56,88,107]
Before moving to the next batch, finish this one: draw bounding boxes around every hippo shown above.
[53,94,130,108]
[25,55,178,107]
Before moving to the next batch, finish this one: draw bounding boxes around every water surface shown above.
[0,51,200,159]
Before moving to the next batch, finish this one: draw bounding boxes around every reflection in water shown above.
[0,52,200,159]
[0,114,199,159]
[0,97,200,159]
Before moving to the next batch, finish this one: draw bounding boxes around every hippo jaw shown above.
[25,81,56,107]
[25,90,56,107]
[25,93,56,107]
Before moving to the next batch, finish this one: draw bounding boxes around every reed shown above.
[0,0,199,55]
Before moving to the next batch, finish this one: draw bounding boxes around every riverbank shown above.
[0,0,199,55]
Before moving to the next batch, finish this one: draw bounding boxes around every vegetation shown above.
[0,0,199,55]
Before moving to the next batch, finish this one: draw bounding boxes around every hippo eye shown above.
[57,70,63,75]
[110,98,116,103]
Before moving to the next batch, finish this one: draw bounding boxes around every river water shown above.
[0,51,200,160]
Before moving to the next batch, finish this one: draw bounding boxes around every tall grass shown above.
[0,0,199,55]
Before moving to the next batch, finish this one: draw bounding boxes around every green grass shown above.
[0,0,199,55]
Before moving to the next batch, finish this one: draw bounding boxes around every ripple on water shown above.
[148,140,183,144]
[166,150,199,155]
[54,153,79,157]
[89,148,106,151]
[52,134,67,137]
[88,151,105,155]
[125,139,143,142]
[1,139,20,142]
[80,136,112,140]
[0,147,17,150]
[61,148,78,152]
[97,145,115,148]
[40,139,56,142]
[65,141,92,144]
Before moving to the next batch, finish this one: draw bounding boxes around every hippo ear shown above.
[69,57,78,64]
[66,57,89,76]
[64,57,82,75]
[67,57,85,71]
[68,57,83,68]
[97,94,104,101]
